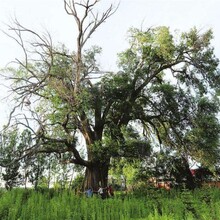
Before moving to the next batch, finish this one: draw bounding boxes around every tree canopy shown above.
[1,0,220,190]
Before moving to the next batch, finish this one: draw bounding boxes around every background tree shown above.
[27,154,47,190]
[1,1,220,190]
[17,129,32,188]
[0,128,22,189]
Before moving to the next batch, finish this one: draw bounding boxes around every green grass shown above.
[0,187,220,220]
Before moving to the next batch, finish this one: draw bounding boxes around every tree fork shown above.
[64,0,117,94]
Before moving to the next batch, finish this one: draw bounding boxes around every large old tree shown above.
[1,0,220,190]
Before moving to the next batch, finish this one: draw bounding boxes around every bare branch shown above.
[63,0,118,93]
[1,1,117,174]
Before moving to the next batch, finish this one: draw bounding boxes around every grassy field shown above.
[0,187,220,220]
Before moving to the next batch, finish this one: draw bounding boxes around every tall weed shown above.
[0,188,220,219]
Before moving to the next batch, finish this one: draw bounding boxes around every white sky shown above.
[0,0,220,126]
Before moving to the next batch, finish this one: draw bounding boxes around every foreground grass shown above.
[0,187,220,220]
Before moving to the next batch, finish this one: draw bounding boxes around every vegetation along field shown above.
[0,188,220,220]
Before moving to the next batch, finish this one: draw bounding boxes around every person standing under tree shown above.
[107,184,114,197]
[97,186,106,199]
[85,187,93,198]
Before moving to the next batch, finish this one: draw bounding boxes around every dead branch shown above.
[0,0,118,170]
[64,0,118,93]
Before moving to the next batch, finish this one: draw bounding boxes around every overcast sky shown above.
[0,0,220,126]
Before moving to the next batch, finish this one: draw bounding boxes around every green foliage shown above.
[3,10,220,191]
[0,128,23,189]
[116,26,220,167]
[71,174,84,192]
[185,97,220,166]
[1,188,220,219]
[109,157,140,187]
[27,154,47,190]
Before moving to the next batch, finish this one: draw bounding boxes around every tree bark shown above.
[83,160,109,191]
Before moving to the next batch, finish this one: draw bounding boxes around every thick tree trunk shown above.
[79,113,108,191]
[83,161,109,191]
